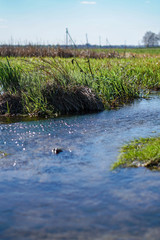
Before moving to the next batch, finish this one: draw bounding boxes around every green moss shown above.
[112,137,160,170]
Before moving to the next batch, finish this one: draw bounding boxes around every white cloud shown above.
[81,1,96,4]
[145,0,150,3]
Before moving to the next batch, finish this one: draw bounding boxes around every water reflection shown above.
[0,94,160,239]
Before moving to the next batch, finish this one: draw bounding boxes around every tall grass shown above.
[0,56,159,116]
[0,58,21,92]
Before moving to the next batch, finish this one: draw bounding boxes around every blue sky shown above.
[0,0,159,45]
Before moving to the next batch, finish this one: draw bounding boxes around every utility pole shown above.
[66,28,69,48]
[65,28,77,49]
[106,38,109,47]
[99,36,101,48]
[86,34,89,46]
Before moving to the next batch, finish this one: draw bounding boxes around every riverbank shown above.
[0,56,160,117]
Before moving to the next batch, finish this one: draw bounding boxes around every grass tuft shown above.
[112,137,160,170]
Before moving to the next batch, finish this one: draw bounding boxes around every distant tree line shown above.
[142,31,160,47]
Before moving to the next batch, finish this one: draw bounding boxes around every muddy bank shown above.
[0,93,23,115]
[42,84,104,115]
[0,86,104,117]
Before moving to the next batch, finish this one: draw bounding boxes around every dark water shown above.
[0,95,160,240]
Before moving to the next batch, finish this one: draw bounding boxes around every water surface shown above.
[0,94,160,240]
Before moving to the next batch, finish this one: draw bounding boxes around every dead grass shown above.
[0,46,121,58]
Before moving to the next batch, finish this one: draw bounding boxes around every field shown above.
[0,47,160,117]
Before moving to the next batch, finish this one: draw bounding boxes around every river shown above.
[0,93,160,240]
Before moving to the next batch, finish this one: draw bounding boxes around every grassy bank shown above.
[0,55,160,116]
[112,136,160,170]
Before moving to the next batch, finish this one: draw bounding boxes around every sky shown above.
[0,0,160,45]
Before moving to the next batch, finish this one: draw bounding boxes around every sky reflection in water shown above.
[0,95,160,240]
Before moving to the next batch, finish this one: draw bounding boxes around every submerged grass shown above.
[0,151,8,158]
[112,137,160,170]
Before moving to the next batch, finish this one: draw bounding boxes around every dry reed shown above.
[0,45,121,58]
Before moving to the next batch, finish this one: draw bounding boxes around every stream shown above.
[0,94,160,240]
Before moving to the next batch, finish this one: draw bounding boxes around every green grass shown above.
[112,137,160,170]
[0,56,160,116]
[0,57,21,92]
[95,47,160,56]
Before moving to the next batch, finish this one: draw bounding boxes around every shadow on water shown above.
[0,93,160,240]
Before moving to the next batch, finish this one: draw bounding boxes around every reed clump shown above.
[0,58,105,116]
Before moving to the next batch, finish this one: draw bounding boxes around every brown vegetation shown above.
[0,93,23,115]
[0,85,104,116]
[0,45,121,58]
[42,84,104,115]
